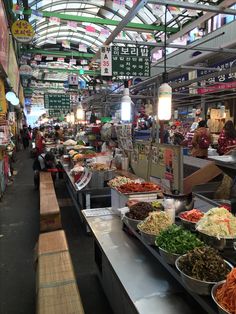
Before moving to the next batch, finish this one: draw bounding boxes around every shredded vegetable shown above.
[216,268,236,314]
[138,211,172,235]
[196,207,236,238]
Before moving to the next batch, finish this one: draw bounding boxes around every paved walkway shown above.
[0,150,112,314]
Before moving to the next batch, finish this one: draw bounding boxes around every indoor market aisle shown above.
[0,150,39,314]
[0,150,112,314]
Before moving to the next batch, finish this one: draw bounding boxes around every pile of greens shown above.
[155,224,204,254]
[177,247,230,282]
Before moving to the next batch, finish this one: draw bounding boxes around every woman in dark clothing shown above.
[21,125,30,149]
[218,120,236,155]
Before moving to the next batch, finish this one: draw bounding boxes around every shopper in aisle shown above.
[191,120,212,159]
[54,125,64,142]
[21,125,30,149]
[35,126,45,155]
[217,120,236,155]
[33,151,56,189]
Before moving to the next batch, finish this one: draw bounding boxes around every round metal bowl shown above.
[178,213,197,232]
[175,255,233,295]
[158,247,181,265]
[197,230,236,251]
[123,214,142,230]
[137,224,157,245]
[211,281,230,314]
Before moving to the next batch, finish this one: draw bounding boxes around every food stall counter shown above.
[82,207,215,314]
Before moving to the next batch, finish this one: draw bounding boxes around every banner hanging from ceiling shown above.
[11,20,35,43]
[0,78,7,113]
[44,94,70,117]
[0,0,9,74]
[101,45,150,77]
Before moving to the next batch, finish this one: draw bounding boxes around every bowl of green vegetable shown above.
[155,225,204,265]
[175,247,233,295]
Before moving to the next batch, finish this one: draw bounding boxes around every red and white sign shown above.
[198,81,236,94]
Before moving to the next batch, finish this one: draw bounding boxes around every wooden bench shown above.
[36,230,84,314]
[39,172,61,232]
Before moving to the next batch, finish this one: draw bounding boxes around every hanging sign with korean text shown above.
[44,94,70,110]
[197,58,236,94]
[112,46,150,77]
[101,46,112,76]
[11,20,35,43]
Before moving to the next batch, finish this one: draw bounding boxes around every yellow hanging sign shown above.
[11,20,34,43]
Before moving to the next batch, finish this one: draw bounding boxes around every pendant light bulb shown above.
[66,112,71,123]
[76,99,85,121]
[70,112,75,124]
[157,83,172,121]
[121,88,131,122]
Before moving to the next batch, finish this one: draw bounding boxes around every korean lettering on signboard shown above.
[169,73,189,94]
[101,46,112,76]
[197,58,236,86]
[112,46,150,77]
[44,94,71,110]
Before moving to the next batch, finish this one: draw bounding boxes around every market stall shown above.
[82,192,236,314]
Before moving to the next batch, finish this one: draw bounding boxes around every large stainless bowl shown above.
[197,230,236,251]
[211,281,230,314]
[175,256,232,295]
[178,213,197,232]
[137,224,157,245]
[163,192,194,215]
[158,247,180,265]
[123,214,141,230]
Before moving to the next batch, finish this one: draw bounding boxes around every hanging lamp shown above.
[121,81,131,122]
[66,112,71,123]
[76,97,85,121]
[157,6,172,121]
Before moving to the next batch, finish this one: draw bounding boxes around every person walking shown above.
[218,120,236,155]
[191,120,212,159]
[35,127,45,155]
[21,125,30,149]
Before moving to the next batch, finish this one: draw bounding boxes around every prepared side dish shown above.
[155,225,203,255]
[177,247,231,282]
[126,202,155,220]
[118,182,161,193]
[138,211,172,235]
[215,268,236,314]
[196,207,236,238]
[179,209,204,223]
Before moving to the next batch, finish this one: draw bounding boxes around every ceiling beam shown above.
[21,49,95,59]
[166,0,236,44]
[23,8,178,33]
[148,0,236,15]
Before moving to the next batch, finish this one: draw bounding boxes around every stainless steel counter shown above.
[83,211,214,314]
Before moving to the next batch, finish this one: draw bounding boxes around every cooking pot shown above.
[163,192,194,215]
